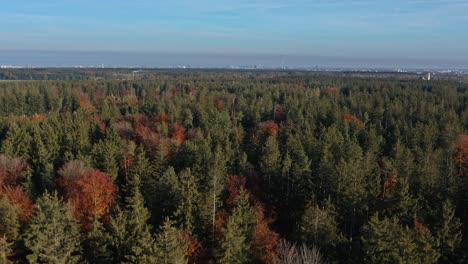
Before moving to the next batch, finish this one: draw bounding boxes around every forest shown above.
[0,70,467,263]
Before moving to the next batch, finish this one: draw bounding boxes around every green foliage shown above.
[0,72,466,263]
[23,192,82,264]
[300,200,345,258]
[219,191,256,264]
[155,218,188,264]
[108,171,157,263]
[362,214,440,264]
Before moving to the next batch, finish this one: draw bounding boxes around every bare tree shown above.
[276,239,324,264]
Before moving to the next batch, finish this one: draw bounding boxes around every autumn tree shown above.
[66,169,116,230]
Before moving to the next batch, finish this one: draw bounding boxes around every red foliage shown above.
[135,124,160,148]
[179,230,202,264]
[413,217,428,235]
[214,210,228,240]
[342,114,364,129]
[65,169,117,231]
[171,123,186,145]
[274,105,287,123]
[155,113,170,123]
[252,204,280,264]
[455,134,468,165]
[2,186,34,222]
[225,175,247,208]
[259,120,279,138]
[214,97,225,112]
[0,156,28,187]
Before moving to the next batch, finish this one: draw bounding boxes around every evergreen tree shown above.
[92,128,122,178]
[155,218,188,264]
[83,218,112,264]
[219,191,256,264]
[362,214,440,264]
[435,200,462,262]
[300,200,345,258]
[23,192,82,264]
[259,135,280,192]
[174,168,200,233]
[108,171,157,263]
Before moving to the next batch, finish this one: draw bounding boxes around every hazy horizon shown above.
[1,50,467,70]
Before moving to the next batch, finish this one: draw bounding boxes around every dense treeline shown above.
[0,72,467,263]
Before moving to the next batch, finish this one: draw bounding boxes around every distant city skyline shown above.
[1,0,468,68]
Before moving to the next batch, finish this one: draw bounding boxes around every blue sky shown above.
[1,0,468,67]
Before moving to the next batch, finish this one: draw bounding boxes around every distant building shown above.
[421,72,432,81]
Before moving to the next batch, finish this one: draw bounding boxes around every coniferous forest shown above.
[0,70,467,263]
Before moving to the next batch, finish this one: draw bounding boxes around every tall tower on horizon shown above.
[427,72,431,81]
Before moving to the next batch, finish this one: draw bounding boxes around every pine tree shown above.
[23,192,82,264]
[219,190,256,264]
[155,218,188,264]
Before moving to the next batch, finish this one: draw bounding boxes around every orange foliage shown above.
[342,114,364,129]
[30,114,46,123]
[324,87,339,96]
[171,123,186,145]
[65,169,117,230]
[2,186,34,222]
[79,94,96,111]
[0,156,33,222]
[252,204,280,264]
[179,230,202,263]
[155,113,170,123]
[259,120,279,138]
[214,97,225,112]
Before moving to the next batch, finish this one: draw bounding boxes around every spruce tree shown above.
[23,192,82,264]
[83,218,112,264]
[108,171,157,263]
[219,190,256,264]
[155,218,188,264]
[174,168,200,233]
